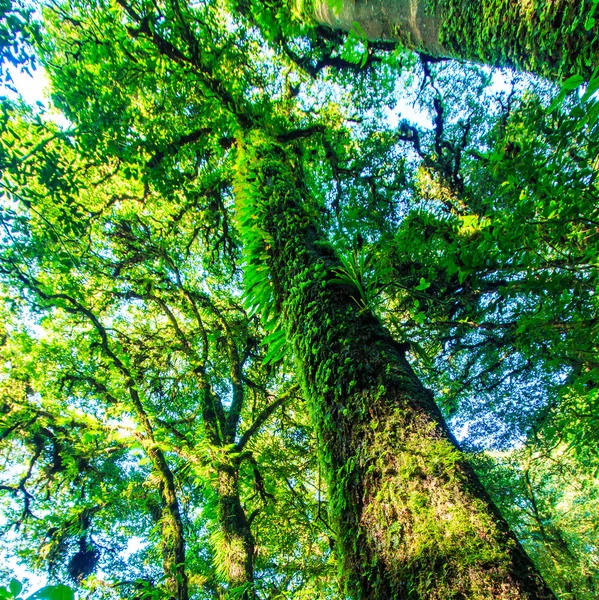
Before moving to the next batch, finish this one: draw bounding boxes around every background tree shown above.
[268,0,599,80]
[0,104,335,599]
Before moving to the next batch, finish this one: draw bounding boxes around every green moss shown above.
[363,419,520,598]
[437,0,599,80]
[234,133,554,599]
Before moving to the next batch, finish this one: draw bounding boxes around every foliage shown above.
[474,440,599,599]
[0,580,74,600]
[0,0,40,86]
[0,99,335,598]
[0,0,598,598]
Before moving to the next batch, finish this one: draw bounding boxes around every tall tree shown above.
[285,0,599,80]
[234,133,553,598]
[0,105,334,598]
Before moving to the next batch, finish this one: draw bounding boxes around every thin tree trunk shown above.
[216,464,256,598]
[310,0,599,80]
[152,453,189,600]
[235,136,556,599]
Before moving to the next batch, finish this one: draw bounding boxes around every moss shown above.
[234,133,555,599]
[210,462,255,594]
[436,0,599,80]
[297,0,598,80]
[362,419,522,598]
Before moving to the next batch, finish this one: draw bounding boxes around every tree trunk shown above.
[310,0,599,80]
[313,0,447,55]
[154,462,189,600]
[235,136,556,599]
[216,464,255,598]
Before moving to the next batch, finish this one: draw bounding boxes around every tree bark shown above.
[313,0,447,55]
[216,464,255,598]
[152,453,189,600]
[235,135,556,599]
[310,0,599,80]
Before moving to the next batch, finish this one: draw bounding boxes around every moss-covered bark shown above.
[215,464,255,598]
[143,448,187,600]
[235,134,556,599]
[309,0,599,80]
[155,473,189,600]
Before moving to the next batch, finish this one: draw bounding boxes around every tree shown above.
[474,441,599,600]
[290,0,599,80]
[1,0,598,598]
[235,133,554,598]
[0,106,335,598]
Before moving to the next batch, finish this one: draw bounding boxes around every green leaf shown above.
[410,340,432,366]
[415,277,431,291]
[581,75,599,102]
[586,99,599,125]
[548,88,567,113]
[262,329,287,365]
[9,581,22,598]
[562,74,585,90]
[351,21,366,38]
[27,585,75,600]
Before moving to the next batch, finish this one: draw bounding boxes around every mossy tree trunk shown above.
[216,463,256,598]
[156,476,189,600]
[310,0,599,80]
[235,135,556,599]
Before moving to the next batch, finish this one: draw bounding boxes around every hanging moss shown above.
[234,133,556,599]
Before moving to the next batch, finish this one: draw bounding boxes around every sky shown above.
[6,65,49,105]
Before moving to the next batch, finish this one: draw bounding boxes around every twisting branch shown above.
[123,289,225,445]
[236,387,298,452]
